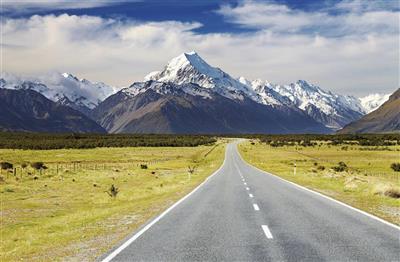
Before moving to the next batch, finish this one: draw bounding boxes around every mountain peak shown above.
[62,72,81,82]
[145,51,224,83]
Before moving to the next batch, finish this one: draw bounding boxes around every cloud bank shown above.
[1,0,398,96]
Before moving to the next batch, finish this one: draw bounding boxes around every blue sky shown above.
[1,0,399,96]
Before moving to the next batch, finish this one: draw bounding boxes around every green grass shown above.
[239,141,400,225]
[0,140,227,261]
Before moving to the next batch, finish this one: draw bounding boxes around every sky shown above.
[1,0,399,96]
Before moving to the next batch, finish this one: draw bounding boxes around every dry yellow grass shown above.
[0,141,226,261]
[239,141,400,225]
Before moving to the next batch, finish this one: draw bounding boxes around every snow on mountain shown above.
[0,72,116,110]
[144,51,263,103]
[139,51,386,129]
[122,80,213,99]
[359,93,390,113]
[244,79,365,129]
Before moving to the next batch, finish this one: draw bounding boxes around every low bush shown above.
[31,162,46,170]
[384,188,400,199]
[105,184,119,198]
[333,161,348,172]
[0,162,13,170]
[390,163,400,172]
[140,164,148,169]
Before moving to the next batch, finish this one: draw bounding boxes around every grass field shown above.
[239,141,400,225]
[0,140,226,261]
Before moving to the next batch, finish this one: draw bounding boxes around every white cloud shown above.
[1,1,398,97]
[0,0,138,14]
[216,0,399,36]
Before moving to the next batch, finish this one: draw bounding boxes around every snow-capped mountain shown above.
[144,51,263,103]
[1,51,393,134]
[122,80,213,100]
[141,52,373,130]
[0,72,116,114]
[359,93,390,113]
[242,78,366,129]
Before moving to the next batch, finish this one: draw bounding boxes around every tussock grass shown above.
[374,184,400,199]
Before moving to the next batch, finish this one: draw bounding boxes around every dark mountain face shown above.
[57,96,92,116]
[91,84,330,134]
[0,89,106,133]
[338,89,400,134]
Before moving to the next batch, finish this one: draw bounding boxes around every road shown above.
[101,142,399,261]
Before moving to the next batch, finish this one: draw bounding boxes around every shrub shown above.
[0,162,13,174]
[140,164,148,169]
[31,162,46,170]
[21,162,28,169]
[105,184,119,198]
[0,162,13,170]
[390,163,400,172]
[374,184,400,199]
[333,161,348,172]
[317,165,325,171]
[384,188,400,199]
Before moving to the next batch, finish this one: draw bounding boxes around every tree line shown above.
[0,132,217,149]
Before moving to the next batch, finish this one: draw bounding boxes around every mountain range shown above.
[339,88,400,134]
[0,52,395,134]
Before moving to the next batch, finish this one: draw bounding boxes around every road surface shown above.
[101,142,399,261]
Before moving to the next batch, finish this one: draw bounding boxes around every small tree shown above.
[391,163,400,172]
[105,184,119,198]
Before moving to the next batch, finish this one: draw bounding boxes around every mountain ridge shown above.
[338,89,400,134]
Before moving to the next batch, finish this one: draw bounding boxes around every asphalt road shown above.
[101,142,399,261]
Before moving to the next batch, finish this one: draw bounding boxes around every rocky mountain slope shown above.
[0,89,106,133]
[91,81,329,134]
[0,72,115,115]
[0,52,392,134]
[145,52,386,130]
[338,89,400,134]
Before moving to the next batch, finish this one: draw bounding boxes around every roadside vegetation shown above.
[0,140,226,261]
[239,136,400,225]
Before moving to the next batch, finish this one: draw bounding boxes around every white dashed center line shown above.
[253,204,260,211]
[249,193,253,198]
[262,225,273,239]
[246,187,250,191]
[244,182,247,185]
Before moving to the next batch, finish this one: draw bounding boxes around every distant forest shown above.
[0,133,217,149]
[236,133,400,147]
[0,132,398,150]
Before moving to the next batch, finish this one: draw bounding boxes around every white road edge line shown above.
[246,187,250,191]
[262,225,273,239]
[100,149,227,262]
[253,204,260,211]
[249,193,254,198]
[236,144,400,231]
